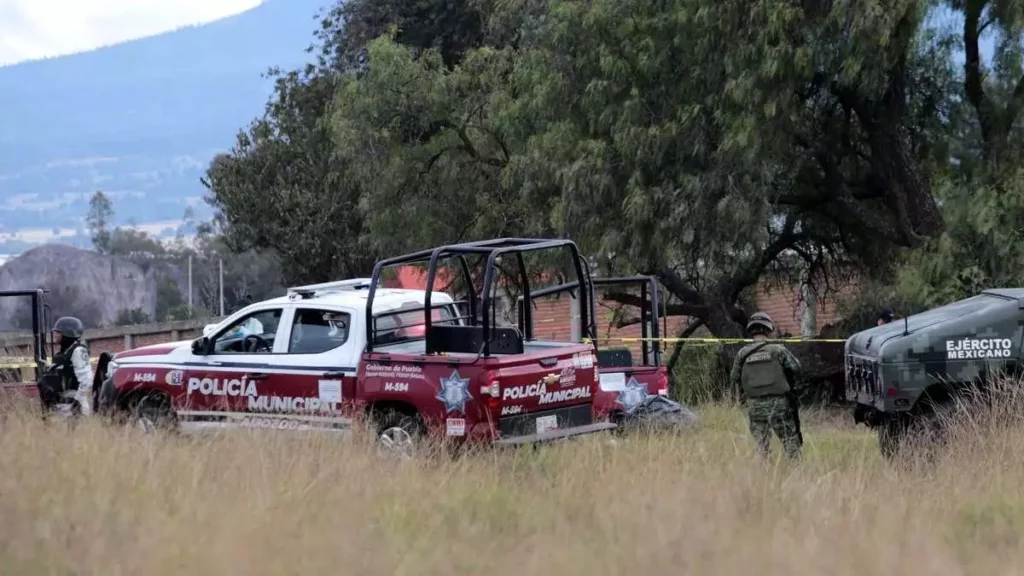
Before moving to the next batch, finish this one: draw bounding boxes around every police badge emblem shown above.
[437,370,472,414]
[165,370,184,386]
[615,376,648,413]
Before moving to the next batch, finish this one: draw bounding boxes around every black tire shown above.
[373,409,425,457]
[607,411,631,435]
[127,394,176,433]
[878,417,906,460]
[879,405,953,460]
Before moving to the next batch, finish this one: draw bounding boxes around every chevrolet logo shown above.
[541,373,559,385]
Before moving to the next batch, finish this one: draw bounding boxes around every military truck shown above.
[845,289,1024,457]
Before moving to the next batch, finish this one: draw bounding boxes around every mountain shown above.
[0,0,331,249]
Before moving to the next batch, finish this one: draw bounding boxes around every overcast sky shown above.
[0,0,261,66]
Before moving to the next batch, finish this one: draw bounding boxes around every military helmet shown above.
[745,311,775,335]
[52,316,84,339]
[877,307,895,323]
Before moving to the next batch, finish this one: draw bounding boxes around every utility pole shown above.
[219,257,224,317]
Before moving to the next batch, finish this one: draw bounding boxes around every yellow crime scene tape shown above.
[0,357,104,386]
[0,357,42,369]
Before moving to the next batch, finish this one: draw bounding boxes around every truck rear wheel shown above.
[373,409,425,458]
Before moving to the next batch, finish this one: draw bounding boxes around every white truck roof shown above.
[202,279,456,335]
[271,286,455,313]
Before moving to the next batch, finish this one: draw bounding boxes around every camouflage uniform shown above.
[744,394,801,459]
[729,312,803,459]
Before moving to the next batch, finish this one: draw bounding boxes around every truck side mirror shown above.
[192,337,209,356]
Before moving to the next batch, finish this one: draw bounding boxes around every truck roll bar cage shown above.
[364,238,594,357]
[0,289,49,378]
[516,275,662,366]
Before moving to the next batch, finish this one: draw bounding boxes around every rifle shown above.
[785,373,810,446]
[787,389,803,446]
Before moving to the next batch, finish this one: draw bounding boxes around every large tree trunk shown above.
[801,282,817,338]
[704,299,744,338]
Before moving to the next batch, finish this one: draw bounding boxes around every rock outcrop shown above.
[0,244,158,329]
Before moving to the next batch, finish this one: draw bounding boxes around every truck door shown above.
[254,306,359,431]
[183,306,291,414]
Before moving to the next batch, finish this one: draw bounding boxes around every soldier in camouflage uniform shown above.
[729,312,803,459]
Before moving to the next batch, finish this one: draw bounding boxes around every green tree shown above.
[892,1,1024,308]
[332,35,530,256]
[317,0,487,70]
[185,222,285,315]
[155,275,186,321]
[956,0,1024,175]
[86,191,114,254]
[116,308,152,326]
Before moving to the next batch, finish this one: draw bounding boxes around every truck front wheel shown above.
[878,405,954,460]
[126,394,175,433]
[878,418,907,459]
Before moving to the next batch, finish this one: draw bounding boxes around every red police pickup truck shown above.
[98,238,617,452]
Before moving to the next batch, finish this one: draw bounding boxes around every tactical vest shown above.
[739,342,791,398]
[54,341,87,391]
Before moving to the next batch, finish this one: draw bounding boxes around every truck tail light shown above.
[656,371,670,396]
[481,379,501,410]
[480,380,499,397]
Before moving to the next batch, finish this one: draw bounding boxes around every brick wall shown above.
[522,290,691,362]
[525,278,857,358]
[752,280,857,336]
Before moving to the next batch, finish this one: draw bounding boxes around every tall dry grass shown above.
[2,396,1024,575]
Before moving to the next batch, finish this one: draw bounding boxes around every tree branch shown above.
[441,120,507,168]
[601,292,707,319]
[818,70,876,131]
[646,266,704,305]
[964,0,995,149]
[726,217,804,302]
[419,146,458,176]
[467,123,512,163]
[1006,74,1024,134]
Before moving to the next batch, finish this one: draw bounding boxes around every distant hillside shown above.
[0,0,331,244]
